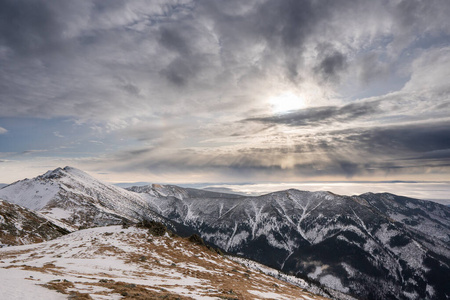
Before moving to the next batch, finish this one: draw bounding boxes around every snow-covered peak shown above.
[38,166,99,183]
[0,167,93,210]
[40,167,64,179]
[0,167,162,228]
[0,175,60,211]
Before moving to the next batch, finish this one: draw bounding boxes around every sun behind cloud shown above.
[269,92,307,114]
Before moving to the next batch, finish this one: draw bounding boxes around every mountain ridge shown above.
[1,166,449,299]
[128,183,450,299]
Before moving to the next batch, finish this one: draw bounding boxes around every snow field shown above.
[0,225,329,300]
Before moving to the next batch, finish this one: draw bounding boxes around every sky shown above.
[1,0,450,199]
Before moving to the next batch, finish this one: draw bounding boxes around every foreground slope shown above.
[0,225,329,300]
[0,199,70,247]
[129,185,450,300]
[0,167,161,228]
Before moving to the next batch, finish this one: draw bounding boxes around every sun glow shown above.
[269,91,306,114]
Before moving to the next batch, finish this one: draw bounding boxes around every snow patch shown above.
[319,274,349,293]
[0,268,66,300]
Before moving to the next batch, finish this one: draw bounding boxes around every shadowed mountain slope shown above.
[0,198,70,247]
[129,184,450,300]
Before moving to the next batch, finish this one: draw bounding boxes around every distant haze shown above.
[200,182,450,205]
[115,180,450,206]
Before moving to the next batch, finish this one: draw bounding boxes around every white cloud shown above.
[53,131,64,138]
[403,46,450,93]
[0,127,7,134]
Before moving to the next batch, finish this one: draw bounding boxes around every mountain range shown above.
[0,166,449,299]
[126,184,450,300]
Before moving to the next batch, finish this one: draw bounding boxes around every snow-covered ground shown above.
[0,267,67,300]
[0,225,328,300]
[229,256,357,300]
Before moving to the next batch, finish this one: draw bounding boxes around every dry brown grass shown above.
[0,226,330,300]
[93,280,194,300]
[41,280,93,299]
[93,244,124,256]
[120,234,328,300]
[4,262,65,277]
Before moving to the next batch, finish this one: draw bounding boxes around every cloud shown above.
[1,0,450,183]
[408,149,450,160]
[53,131,64,138]
[246,101,381,127]
[0,127,7,134]
[403,46,450,93]
[83,120,450,182]
[21,150,48,155]
[340,122,450,156]
[0,1,72,56]
[313,43,348,83]
[1,0,448,123]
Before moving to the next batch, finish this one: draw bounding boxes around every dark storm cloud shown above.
[246,101,381,127]
[285,121,450,176]
[287,122,450,177]
[255,0,319,48]
[157,24,202,86]
[0,0,68,56]
[342,122,450,155]
[313,43,348,83]
[275,121,450,160]
[315,51,347,82]
[409,149,450,160]
[160,56,201,86]
[158,26,192,56]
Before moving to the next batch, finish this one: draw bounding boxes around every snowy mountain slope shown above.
[0,167,163,229]
[357,192,450,243]
[2,167,448,299]
[0,199,69,247]
[0,224,330,300]
[131,184,244,200]
[129,185,450,300]
[227,256,357,300]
